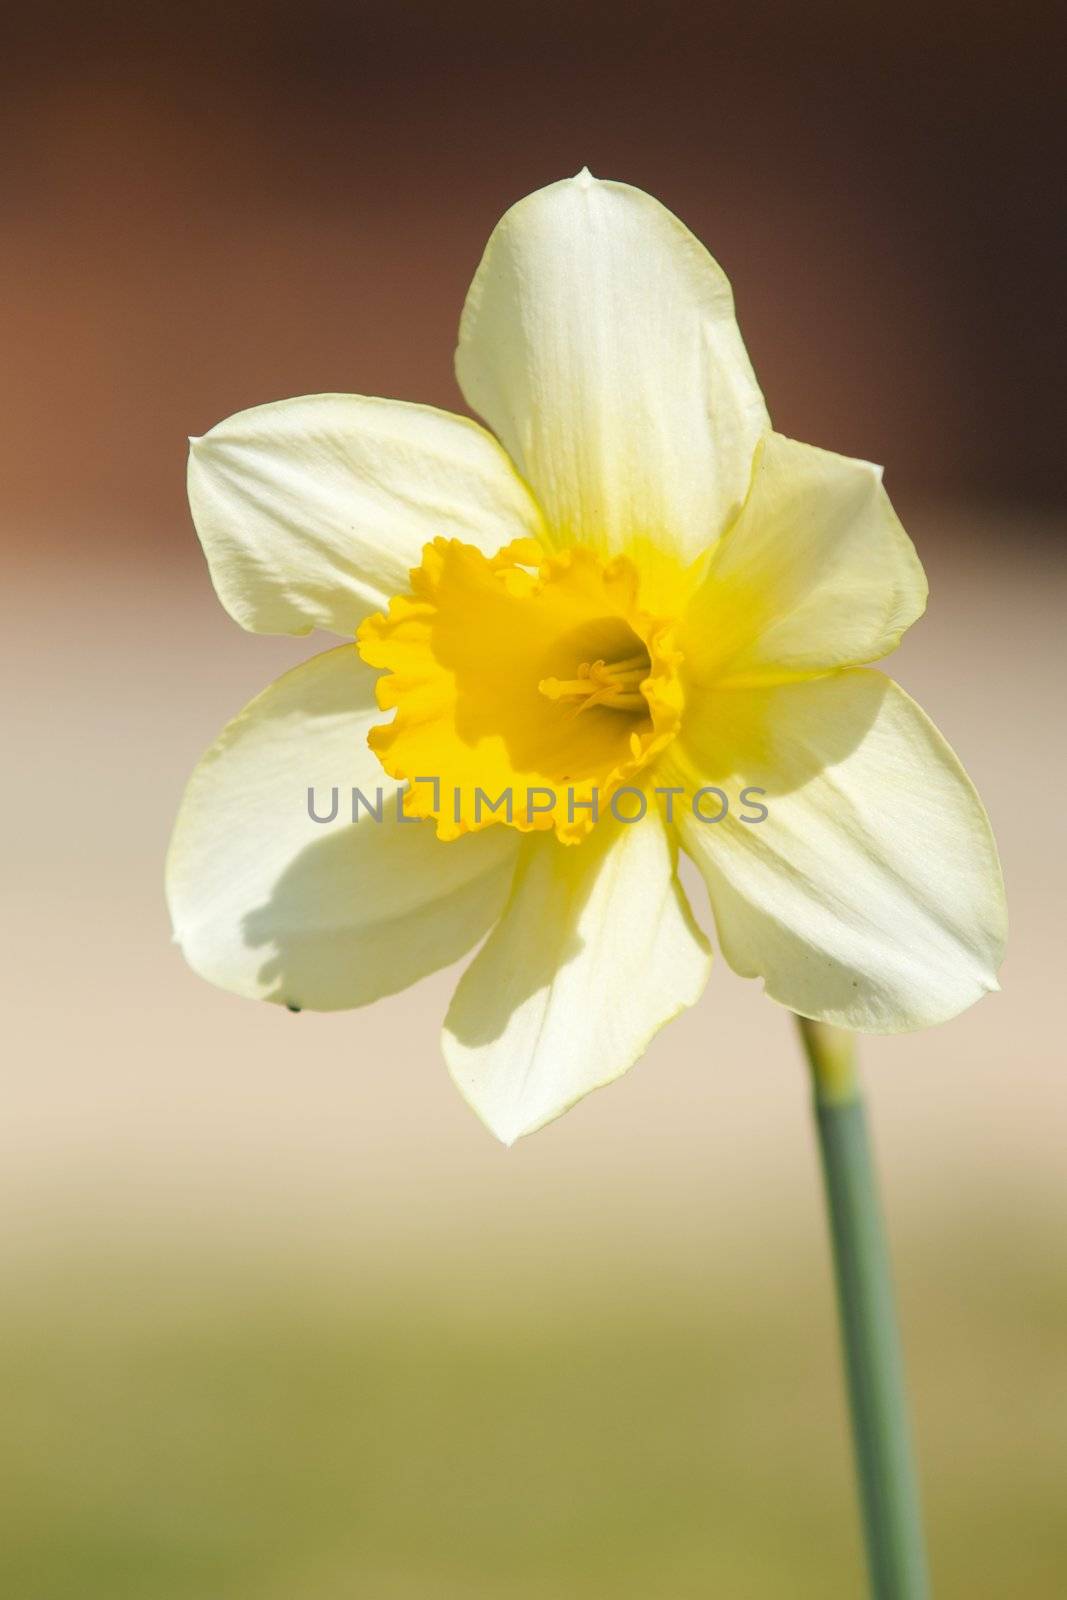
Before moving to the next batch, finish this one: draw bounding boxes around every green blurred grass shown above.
[2,1223,1064,1599]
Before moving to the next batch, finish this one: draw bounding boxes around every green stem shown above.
[797,1017,930,1600]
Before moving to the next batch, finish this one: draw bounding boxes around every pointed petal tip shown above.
[455,163,769,565]
[450,1078,522,1149]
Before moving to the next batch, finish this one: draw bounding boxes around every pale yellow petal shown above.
[455,171,768,567]
[671,671,1006,1030]
[682,433,928,686]
[166,646,519,1009]
[188,395,546,637]
[443,813,711,1144]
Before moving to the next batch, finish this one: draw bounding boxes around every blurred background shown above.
[2,2,1064,1595]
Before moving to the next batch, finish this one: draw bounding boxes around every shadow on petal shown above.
[241,818,517,1013]
[675,668,890,799]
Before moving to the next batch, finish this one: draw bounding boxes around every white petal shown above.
[443,813,711,1144]
[188,395,547,637]
[455,171,768,566]
[672,671,1006,1030]
[166,646,519,1010]
[683,433,928,683]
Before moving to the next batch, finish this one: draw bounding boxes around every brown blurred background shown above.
[2,4,1065,1597]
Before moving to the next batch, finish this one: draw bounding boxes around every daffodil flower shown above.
[167,172,1006,1144]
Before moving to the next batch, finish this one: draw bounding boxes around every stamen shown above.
[540,650,651,715]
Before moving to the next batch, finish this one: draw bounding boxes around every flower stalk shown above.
[798,1017,930,1600]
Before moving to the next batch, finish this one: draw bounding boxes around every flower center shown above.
[356,538,684,842]
[539,643,652,716]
